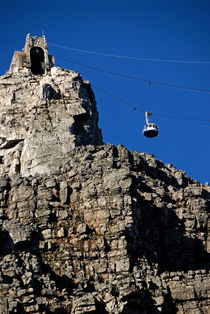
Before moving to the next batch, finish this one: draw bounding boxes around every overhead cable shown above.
[55,56,210,94]
[93,85,210,127]
[49,42,210,64]
[93,86,145,112]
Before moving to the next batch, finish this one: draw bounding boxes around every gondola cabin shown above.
[143,123,159,138]
[143,111,159,138]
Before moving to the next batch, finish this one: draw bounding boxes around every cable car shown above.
[142,111,159,138]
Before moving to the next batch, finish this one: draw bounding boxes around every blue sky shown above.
[1,1,210,183]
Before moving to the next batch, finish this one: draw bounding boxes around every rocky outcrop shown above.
[0,60,209,313]
[0,67,102,177]
[0,144,209,313]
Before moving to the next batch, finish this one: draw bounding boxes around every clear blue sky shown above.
[1,0,210,183]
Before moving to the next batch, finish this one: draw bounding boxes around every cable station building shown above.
[9,34,55,74]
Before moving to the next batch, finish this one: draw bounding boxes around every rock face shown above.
[0,144,209,314]
[0,37,209,313]
[0,67,102,176]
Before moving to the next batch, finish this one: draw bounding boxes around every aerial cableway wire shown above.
[55,56,210,94]
[92,86,145,113]
[49,42,210,64]
[93,86,210,128]
[53,56,210,128]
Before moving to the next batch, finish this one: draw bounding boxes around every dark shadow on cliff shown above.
[121,290,161,314]
[10,303,27,314]
[37,306,69,314]
[0,229,76,312]
[121,289,177,313]
[0,230,14,256]
[125,178,210,273]
[40,259,76,296]
[161,287,178,314]
[32,231,77,297]
[94,298,108,314]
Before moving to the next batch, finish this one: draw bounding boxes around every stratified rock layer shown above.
[0,67,209,313]
[0,144,209,313]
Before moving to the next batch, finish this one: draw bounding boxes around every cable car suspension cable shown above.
[93,85,210,127]
[55,56,210,94]
[49,42,210,64]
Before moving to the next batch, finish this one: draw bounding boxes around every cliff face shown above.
[0,67,102,177]
[0,65,209,314]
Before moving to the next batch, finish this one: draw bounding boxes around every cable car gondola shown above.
[142,111,159,138]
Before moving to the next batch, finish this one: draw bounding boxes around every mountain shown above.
[0,35,209,314]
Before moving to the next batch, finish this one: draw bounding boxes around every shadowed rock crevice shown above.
[0,230,14,256]
[121,290,161,314]
[1,139,24,150]
[126,177,210,273]
[42,84,61,100]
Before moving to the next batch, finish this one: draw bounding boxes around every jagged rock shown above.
[0,62,102,177]
[0,143,208,313]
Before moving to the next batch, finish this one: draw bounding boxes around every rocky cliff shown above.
[0,62,209,313]
[0,66,102,177]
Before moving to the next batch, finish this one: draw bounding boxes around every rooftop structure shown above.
[9,34,55,74]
